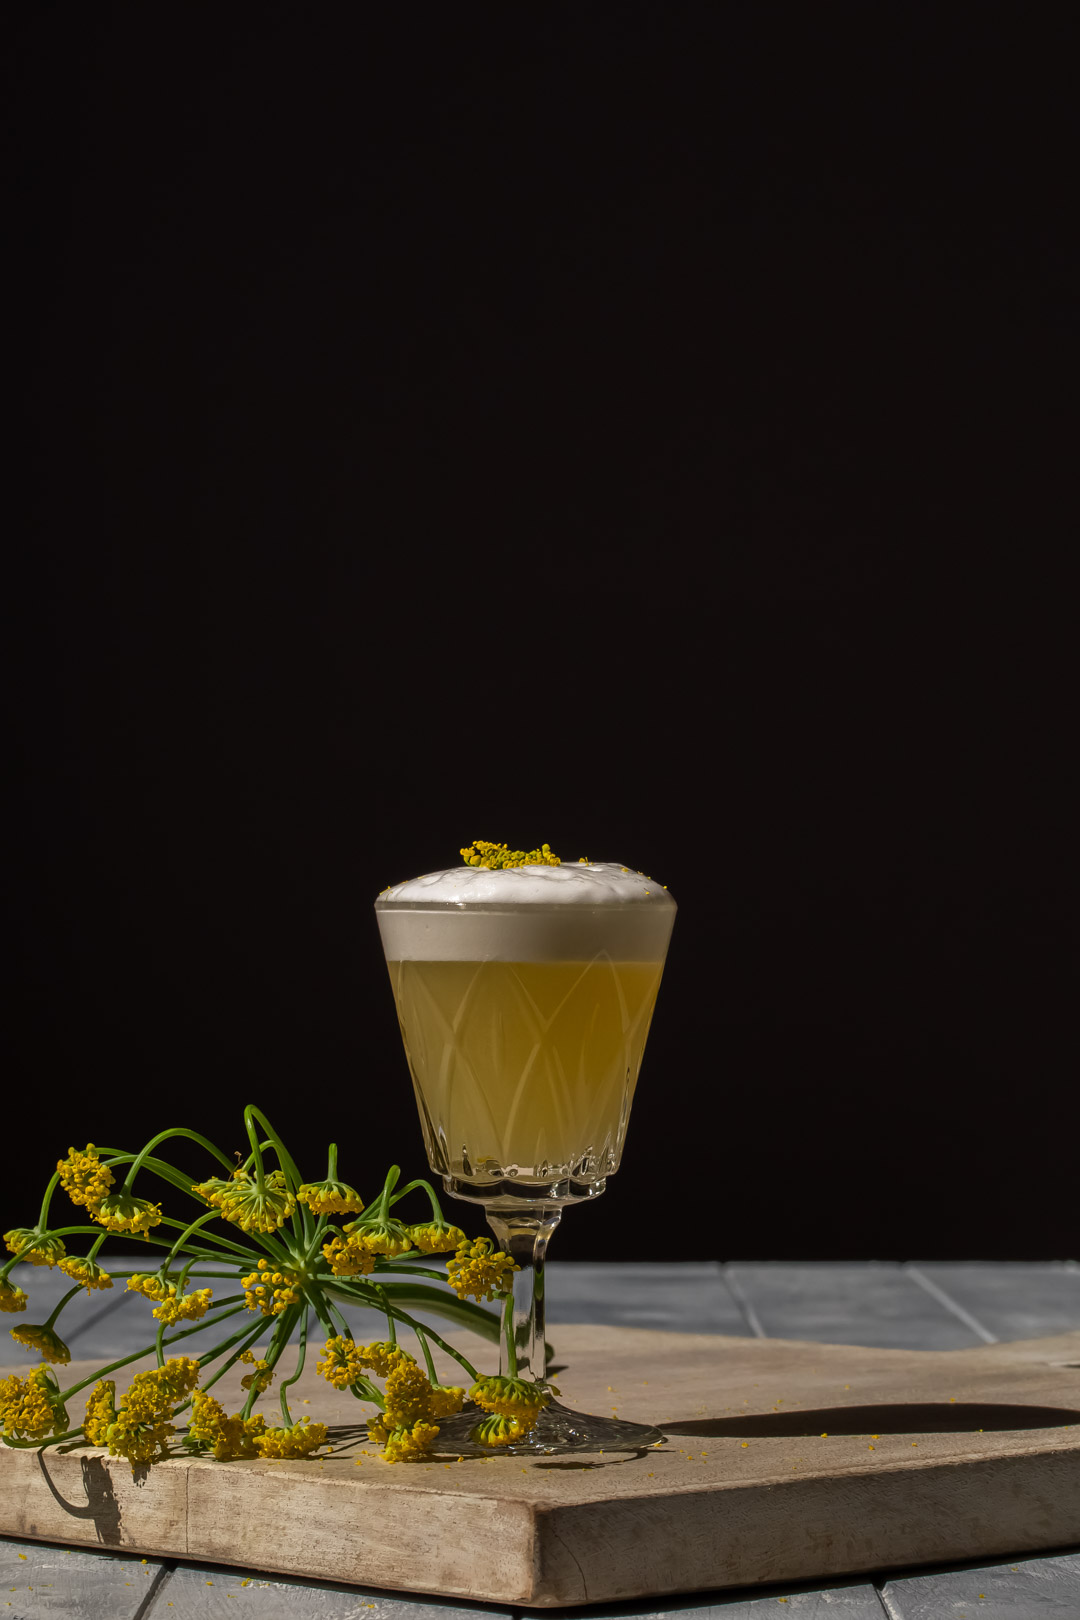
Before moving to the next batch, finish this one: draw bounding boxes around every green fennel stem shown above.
[59,1303,249,1401]
[276,1309,310,1427]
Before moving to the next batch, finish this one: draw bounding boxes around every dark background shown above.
[7,7,1076,1260]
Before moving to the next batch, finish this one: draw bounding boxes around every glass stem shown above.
[485,1205,561,1385]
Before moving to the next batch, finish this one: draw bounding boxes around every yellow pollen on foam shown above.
[460,841,561,869]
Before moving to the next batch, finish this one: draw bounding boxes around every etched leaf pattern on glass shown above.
[388,955,664,1181]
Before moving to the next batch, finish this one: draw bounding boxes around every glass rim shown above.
[374,898,675,913]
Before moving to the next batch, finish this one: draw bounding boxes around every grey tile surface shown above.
[5,1262,136,1355]
[7,1255,253,1363]
[545,1262,752,1335]
[908,1263,1080,1343]
[4,1258,151,1371]
[145,1564,512,1619]
[880,1549,1080,1617]
[583,1581,887,1614]
[6,1263,1080,1617]
[0,1532,167,1618]
[723,1263,983,1350]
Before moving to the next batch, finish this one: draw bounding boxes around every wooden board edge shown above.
[0,1444,547,1607]
[524,1448,1080,1606]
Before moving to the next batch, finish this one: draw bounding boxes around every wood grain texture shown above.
[2,1325,1079,1607]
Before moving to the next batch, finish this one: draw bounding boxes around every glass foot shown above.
[411,1399,667,1457]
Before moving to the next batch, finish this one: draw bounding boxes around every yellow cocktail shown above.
[385,956,665,1185]
[375,849,676,1452]
[377,859,675,1203]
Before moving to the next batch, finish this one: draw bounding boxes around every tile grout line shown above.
[903,1265,998,1344]
[719,1264,767,1339]
[132,1558,174,1619]
[875,1576,902,1619]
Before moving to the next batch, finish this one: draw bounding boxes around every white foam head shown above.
[375,861,676,962]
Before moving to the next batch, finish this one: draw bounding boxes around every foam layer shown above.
[375,861,676,963]
[377,861,673,907]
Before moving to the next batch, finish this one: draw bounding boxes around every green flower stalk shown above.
[0,1109,554,1468]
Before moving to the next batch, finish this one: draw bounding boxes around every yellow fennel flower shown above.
[186,1391,267,1460]
[0,1280,28,1314]
[240,1358,274,1393]
[83,1380,117,1446]
[406,1222,467,1255]
[92,1191,163,1235]
[56,1144,114,1213]
[469,1375,552,1421]
[380,1419,440,1463]
[0,1366,69,1441]
[317,1341,417,1393]
[57,1256,113,1293]
[321,1232,376,1276]
[106,1357,201,1468]
[355,1341,410,1378]
[4,1228,66,1268]
[152,1287,213,1325]
[430,1385,465,1418]
[211,1413,268,1461]
[10,1323,72,1365]
[217,1171,296,1233]
[127,1273,169,1300]
[446,1237,519,1302]
[460,841,560,869]
[251,1417,329,1459]
[106,1410,174,1466]
[471,1412,531,1448]
[317,1337,408,1389]
[383,1358,436,1428]
[120,1358,200,1419]
[297,1179,365,1216]
[343,1218,413,1257]
[186,1388,229,1446]
[316,1336,367,1390]
[189,1176,234,1209]
[239,1257,302,1316]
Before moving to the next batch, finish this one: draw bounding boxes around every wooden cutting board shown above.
[2,1324,1079,1607]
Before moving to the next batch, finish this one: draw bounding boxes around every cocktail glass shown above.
[376,864,676,1453]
